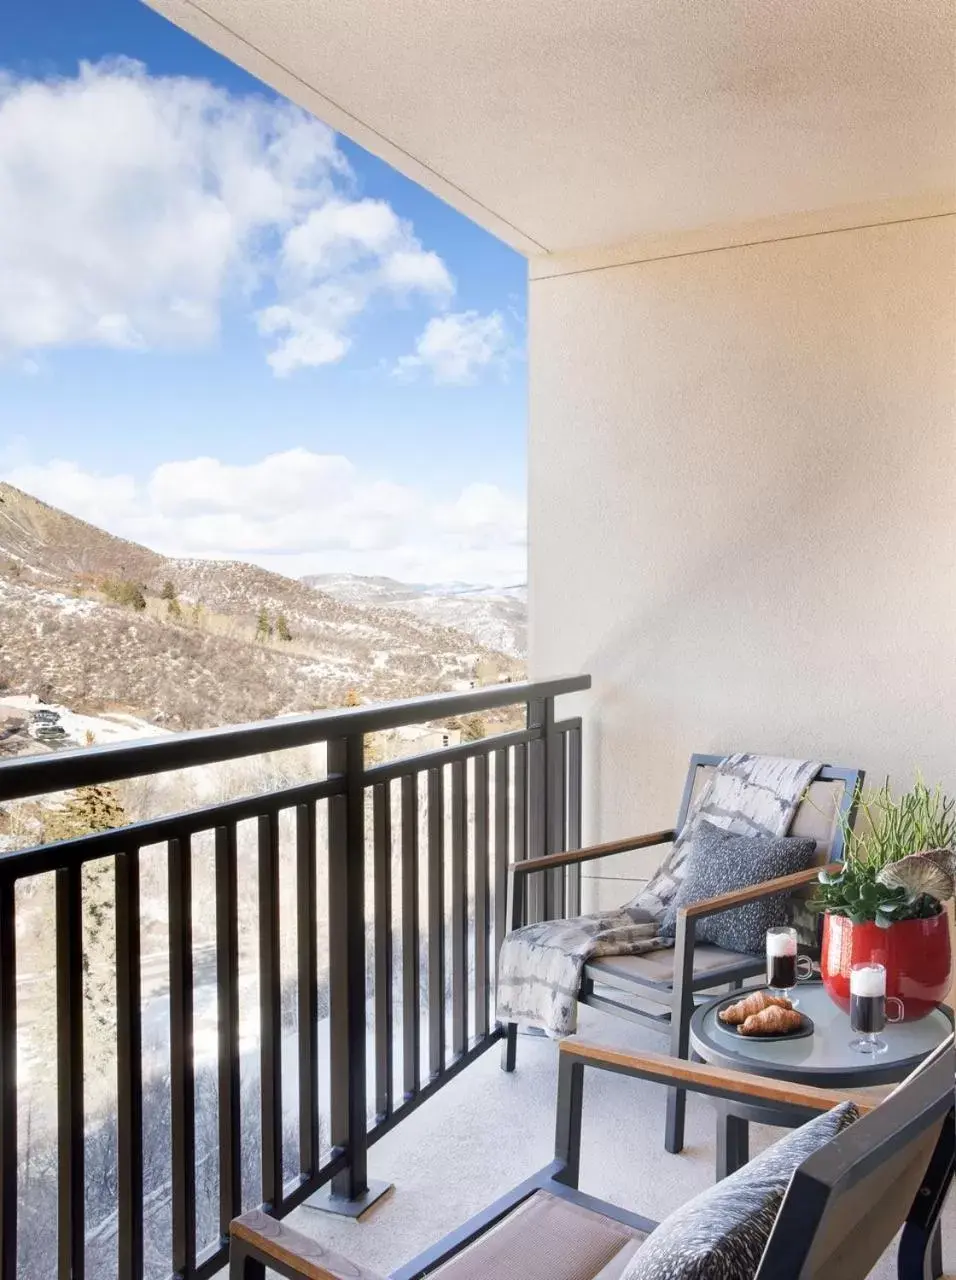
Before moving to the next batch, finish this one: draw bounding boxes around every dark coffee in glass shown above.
[849,963,904,1054]
[850,993,883,1034]
[768,952,797,991]
[765,926,812,1000]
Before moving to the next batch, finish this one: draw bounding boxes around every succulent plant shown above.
[811,776,955,928]
[812,860,942,929]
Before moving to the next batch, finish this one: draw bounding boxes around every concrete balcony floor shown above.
[286,1006,954,1279]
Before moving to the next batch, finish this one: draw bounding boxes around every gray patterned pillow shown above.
[659,821,817,953]
[622,1102,859,1280]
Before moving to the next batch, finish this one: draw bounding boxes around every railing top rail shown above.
[0,675,590,803]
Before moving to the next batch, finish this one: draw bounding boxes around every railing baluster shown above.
[526,701,547,924]
[401,776,420,1099]
[56,864,84,1280]
[493,749,510,984]
[450,761,467,1058]
[474,754,490,1039]
[296,802,319,1180]
[566,727,583,917]
[513,741,528,923]
[373,783,393,1119]
[116,850,144,1280]
[168,835,196,1277]
[546,700,567,920]
[0,876,15,1280]
[427,766,445,1078]
[215,824,241,1238]
[258,812,283,1210]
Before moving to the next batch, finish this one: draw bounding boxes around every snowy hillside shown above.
[302,573,527,657]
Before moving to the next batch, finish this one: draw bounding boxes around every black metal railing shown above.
[0,675,589,1279]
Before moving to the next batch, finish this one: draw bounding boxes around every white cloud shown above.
[259,199,454,375]
[1,451,526,586]
[395,311,509,384]
[0,61,458,376]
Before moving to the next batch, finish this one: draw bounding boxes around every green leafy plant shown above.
[812,777,956,928]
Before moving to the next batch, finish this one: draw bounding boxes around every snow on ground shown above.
[0,695,171,748]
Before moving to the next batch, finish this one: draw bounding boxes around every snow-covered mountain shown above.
[302,574,527,657]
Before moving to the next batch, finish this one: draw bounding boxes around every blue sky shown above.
[0,0,527,584]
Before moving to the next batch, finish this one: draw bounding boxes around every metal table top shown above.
[690,983,953,1088]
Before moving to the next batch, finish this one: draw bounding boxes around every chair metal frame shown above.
[229,1035,954,1280]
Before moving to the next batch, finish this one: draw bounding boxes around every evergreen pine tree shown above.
[275,614,292,642]
[160,580,177,601]
[44,786,127,1049]
[256,607,272,642]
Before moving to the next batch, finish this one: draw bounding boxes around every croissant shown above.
[739,1005,803,1036]
[718,990,792,1025]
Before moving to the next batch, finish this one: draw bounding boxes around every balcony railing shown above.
[0,675,588,1279]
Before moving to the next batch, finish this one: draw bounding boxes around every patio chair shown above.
[228,1032,955,1280]
[500,755,863,1156]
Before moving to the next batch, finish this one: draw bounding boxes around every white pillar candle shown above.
[850,966,886,998]
[766,931,796,957]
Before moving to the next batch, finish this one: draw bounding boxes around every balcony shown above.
[0,677,588,1278]
[2,676,952,1280]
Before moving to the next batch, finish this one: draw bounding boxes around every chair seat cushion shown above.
[659,821,817,954]
[585,943,760,990]
[430,1191,644,1280]
[621,1102,859,1280]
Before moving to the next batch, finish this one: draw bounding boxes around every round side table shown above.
[689,982,953,1180]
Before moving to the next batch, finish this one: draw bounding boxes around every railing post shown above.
[305,734,391,1218]
[527,696,567,922]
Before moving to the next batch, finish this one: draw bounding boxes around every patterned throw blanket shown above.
[495,753,822,1037]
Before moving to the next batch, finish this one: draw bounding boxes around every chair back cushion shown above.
[621,1103,859,1280]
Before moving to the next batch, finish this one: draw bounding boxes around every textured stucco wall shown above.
[529,214,956,910]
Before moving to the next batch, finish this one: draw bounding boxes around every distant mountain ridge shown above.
[0,483,522,730]
[302,572,527,657]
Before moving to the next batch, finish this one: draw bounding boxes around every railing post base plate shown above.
[302,1179,393,1221]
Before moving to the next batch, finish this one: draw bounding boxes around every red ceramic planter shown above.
[821,910,952,1021]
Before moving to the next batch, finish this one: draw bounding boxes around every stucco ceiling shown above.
[147,0,956,256]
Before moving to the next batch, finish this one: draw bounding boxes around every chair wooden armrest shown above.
[678,862,840,921]
[231,1209,385,1280]
[509,828,675,876]
[559,1041,878,1115]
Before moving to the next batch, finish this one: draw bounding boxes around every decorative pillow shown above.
[622,1102,859,1280]
[659,821,817,954]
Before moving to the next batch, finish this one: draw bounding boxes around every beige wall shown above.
[529,213,956,911]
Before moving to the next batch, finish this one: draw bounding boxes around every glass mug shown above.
[849,962,904,1055]
[766,926,813,1003]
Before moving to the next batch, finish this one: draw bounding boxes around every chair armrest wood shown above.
[678,862,839,921]
[559,1042,878,1115]
[509,828,675,876]
[231,1210,385,1280]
